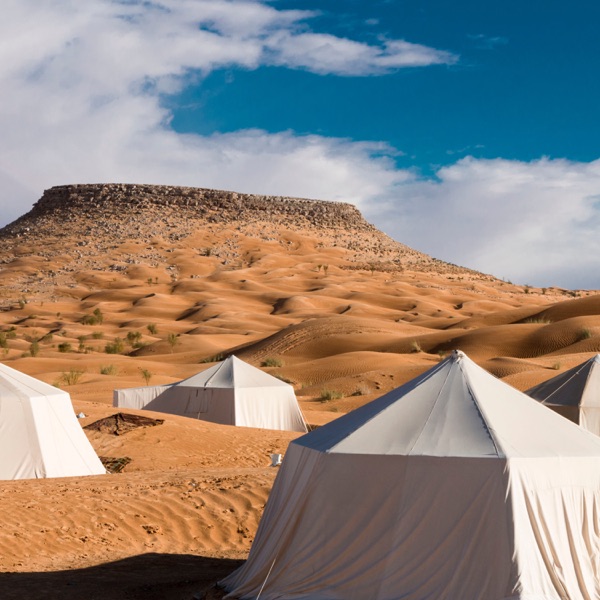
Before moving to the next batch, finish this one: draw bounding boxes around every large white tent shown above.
[526,354,600,435]
[222,350,600,600]
[114,355,307,432]
[0,363,105,479]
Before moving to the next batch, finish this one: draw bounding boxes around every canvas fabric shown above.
[0,363,105,479]
[222,351,600,599]
[114,356,307,432]
[527,355,600,435]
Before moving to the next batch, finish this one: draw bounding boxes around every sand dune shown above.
[0,184,598,598]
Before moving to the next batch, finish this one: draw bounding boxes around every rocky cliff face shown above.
[4,183,375,233]
[0,184,480,300]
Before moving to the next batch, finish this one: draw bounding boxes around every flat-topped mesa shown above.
[0,183,483,281]
[6,183,375,232]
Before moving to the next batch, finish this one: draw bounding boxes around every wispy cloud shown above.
[0,0,456,224]
[467,33,509,50]
[1,1,598,289]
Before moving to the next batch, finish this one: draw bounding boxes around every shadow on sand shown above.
[0,553,243,600]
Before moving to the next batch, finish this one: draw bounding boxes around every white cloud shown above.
[0,1,599,289]
[0,0,454,224]
[364,157,600,289]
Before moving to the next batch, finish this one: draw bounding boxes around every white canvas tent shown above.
[114,355,307,432]
[526,354,600,435]
[222,350,600,600]
[0,363,105,479]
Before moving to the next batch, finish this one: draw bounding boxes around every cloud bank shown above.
[0,0,598,289]
[364,157,600,289]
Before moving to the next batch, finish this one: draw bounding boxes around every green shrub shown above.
[201,353,224,363]
[167,332,179,352]
[139,368,152,384]
[126,331,142,346]
[58,342,72,353]
[29,341,40,357]
[92,331,104,339]
[147,323,158,335]
[100,364,117,376]
[577,328,593,341]
[105,338,125,354]
[320,389,344,402]
[261,357,283,367]
[60,369,85,386]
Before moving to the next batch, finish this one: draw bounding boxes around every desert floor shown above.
[0,215,599,599]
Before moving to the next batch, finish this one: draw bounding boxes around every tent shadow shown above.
[0,553,243,600]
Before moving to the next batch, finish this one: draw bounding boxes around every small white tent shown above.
[114,356,307,432]
[526,354,600,435]
[0,363,105,479]
[222,350,600,600]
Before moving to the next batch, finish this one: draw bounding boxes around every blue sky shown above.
[1,0,599,288]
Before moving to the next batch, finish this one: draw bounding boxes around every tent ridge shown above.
[405,363,454,456]
[460,358,504,458]
[325,359,448,454]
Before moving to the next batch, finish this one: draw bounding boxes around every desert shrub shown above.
[273,374,294,384]
[147,323,158,335]
[6,328,17,340]
[201,353,224,363]
[105,338,125,354]
[524,317,552,324]
[126,331,142,346]
[167,332,179,352]
[320,389,344,402]
[81,314,97,325]
[261,357,283,368]
[58,342,72,353]
[93,308,104,324]
[352,384,373,396]
[551,362,562,370]
[100,364,117,376]
[0,333,7,349]
[29,341,40,357]
[61,369,85,386]
[411,340,422,353]
[40,332,53,343]
[139,368,152,384]
[92,331,104,339]
[577,328,593,341]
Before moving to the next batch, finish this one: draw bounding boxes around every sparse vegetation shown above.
[319,389,344,402]
[261,357,283,368]
[273,374,294,384]
[58,342,72,353]
[167,332,179,352]
[551,362,562,370]
[139,368,152,384]
[411,340,422,353]
[126,331,143,347]
[147,323,158,335]
[29,341,40,357]
[92,331,104,339]
[105,338,125,354]
[524,317,552,324]
[352,384,373,396]
[577,328,593,341]
[201,353,225,363]
[100,364,117,376]
[60,369,85,386]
